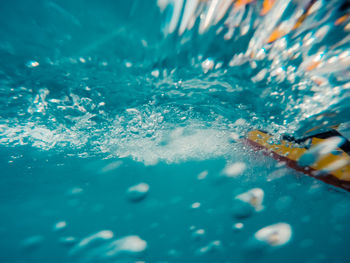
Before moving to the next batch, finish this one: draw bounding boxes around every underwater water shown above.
[0,0,350,262]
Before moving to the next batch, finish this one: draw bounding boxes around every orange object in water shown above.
[335,14,350,25]
[266,0,319,43]
[293,0,317,30]
[267,28,286,43]
[260,0,275,16]
[234,0,255,9]
[306,61,321,71]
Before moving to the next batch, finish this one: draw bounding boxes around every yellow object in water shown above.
[246,130,350,191]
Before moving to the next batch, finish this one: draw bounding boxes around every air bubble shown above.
[254,223,292,247]
[26,60,39,68]
[232,188,264,219]
[53,221,67,232]
[69,230,114,256]
[222,162,246,177]
[126,183,150,202]
[103,235,147,258]
[191,202,201,209]
[201,58,214,73]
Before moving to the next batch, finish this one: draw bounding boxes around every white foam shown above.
[0,87,247,165]
[110,125,237,165]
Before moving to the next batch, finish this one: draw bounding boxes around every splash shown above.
[159,0,350,136]
[0,0,349,165]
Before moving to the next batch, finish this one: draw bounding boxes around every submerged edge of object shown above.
[244,130,350,192]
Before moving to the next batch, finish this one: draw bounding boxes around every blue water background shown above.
[1,0,350,262]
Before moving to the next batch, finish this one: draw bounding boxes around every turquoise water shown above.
[1,0,350,262]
